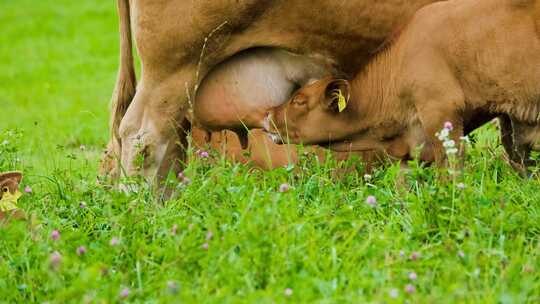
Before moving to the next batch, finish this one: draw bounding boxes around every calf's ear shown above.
[322,79,351,113]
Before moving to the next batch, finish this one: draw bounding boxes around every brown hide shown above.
[107,0,441,182]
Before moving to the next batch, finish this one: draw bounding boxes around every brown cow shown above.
[266,0,540,173]
[105,0,441,183]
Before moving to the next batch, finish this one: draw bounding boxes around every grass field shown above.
[2,1,540,303]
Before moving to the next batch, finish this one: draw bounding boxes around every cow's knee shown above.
[119,119,178,181]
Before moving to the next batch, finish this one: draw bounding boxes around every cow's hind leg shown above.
[118,70,196,184]
[499,115,515,160]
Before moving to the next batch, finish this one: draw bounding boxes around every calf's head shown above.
[265,77,355,145]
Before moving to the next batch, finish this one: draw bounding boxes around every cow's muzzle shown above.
[262,112,284,144]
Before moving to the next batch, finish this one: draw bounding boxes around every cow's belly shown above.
[193,48,334,132]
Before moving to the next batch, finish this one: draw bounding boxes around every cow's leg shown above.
[118,69,197,184]
[507,120,540,176]
[499,115,515,160]
[114,0,243,184]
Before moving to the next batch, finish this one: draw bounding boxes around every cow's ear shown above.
[322,79,351,113]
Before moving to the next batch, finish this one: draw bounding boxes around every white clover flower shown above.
[443,140,456,148]
[446,148,458,155]
[437,128,450,140]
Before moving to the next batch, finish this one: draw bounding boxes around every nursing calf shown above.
[267,0,540,173]
[192,48,365,169]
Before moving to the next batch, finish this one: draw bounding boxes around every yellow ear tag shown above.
[332,89,347,113]
[0,190,21,212]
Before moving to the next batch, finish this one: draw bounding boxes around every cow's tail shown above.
[536,0,540,34]
[110,0,136,147]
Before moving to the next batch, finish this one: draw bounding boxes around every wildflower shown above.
[50,230,60,241]
[389,288,399,299]
[436,122,460,156]
[365,195,377,207]
[119,287,130,299]
[443,139,458,155]
[77,246,87,256]
[79,201,87,208]
[405,284,416,294]
[363,174,372,181]
[177,172,191,185]
[399,250,406,257]
[24,185,32,193]
[410,251,421,261]
[284,288,293,297]
[458,250,465,258]
[408,272,418,281]
[110,237,120,246]
[206,231,214,241]
[167,280,179,294]
[437,128,450,141]
[49,251,62,270]
[446,147,459,155]
[457,183,466,190]
[197,150,209,158]
[443,140,456,148]
[201,243,209,250]
[79,145,86,151]
[171,224,178,236]
[279,183,290,193]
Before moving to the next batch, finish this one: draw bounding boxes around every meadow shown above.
[1,1,540,303]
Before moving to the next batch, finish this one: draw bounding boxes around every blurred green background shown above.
[0,0,117,171]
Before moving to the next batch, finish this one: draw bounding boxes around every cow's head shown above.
[264,77,356,145]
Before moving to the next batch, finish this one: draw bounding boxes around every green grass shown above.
[2,1,540,303]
